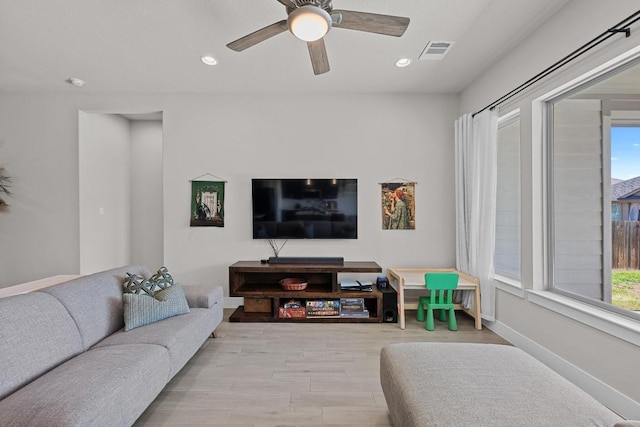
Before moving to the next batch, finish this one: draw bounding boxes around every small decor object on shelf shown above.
[280,278,308,291]
[376,276,390,289]
[190,180,224,227]
[268,239,287,258]
[381,181,415,230]
[0,167,12,213]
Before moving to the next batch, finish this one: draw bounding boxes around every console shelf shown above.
[229,260,383,323]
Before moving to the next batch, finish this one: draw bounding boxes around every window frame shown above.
[495,109,522,290]
[544,53,640,322]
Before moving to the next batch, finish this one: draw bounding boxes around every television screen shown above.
[252,178,358,239]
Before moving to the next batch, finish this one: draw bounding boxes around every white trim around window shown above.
[530,45,640,343]
[495,108,522,286]
[528,290,640,347]
[495,274,525,297]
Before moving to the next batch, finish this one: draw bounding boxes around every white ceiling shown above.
[0,0,571,94]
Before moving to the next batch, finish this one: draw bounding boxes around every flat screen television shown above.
[252,178,358,239]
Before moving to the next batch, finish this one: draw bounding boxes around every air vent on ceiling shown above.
[419,41,455,60]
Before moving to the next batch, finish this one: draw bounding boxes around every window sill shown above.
[495,274,524,298]
[527,290,640,347]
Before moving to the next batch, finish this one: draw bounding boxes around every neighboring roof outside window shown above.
[611,176,640,201]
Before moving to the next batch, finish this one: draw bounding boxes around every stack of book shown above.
[339,297,369,318]
[306,300,340,318]
[340,279,373,292]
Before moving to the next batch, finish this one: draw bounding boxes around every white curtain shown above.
[455,110,499,321]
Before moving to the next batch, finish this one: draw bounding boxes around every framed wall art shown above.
[380,181,415,230]
[190,179,225,227]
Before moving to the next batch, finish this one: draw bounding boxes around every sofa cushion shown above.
[94,307,216,378]
[123,284,190,331]
[0,343,170,427]
[41,265,151,350]
[0,292,83,400]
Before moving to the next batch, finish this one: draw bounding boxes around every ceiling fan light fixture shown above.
[287,5,331,42]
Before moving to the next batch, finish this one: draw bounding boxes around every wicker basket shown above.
[280,278,308,291]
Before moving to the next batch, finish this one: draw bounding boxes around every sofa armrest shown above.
[182,284,222,309]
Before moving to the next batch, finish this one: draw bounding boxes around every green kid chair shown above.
[416,272,459,331]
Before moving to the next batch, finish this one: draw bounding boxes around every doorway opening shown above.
[79,112,163,275]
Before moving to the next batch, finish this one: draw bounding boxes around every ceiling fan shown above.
[226,0,410,75]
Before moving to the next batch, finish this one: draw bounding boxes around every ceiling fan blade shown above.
[307,39,330,75]
[275,0,297,9]
[226,20,288,52]
[332,10,410,37]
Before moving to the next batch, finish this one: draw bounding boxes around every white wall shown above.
[79,112,131,274]
[460,0,640,416]
[162,94,458,295]
[130,119,163,269]
[0,95,82,285]
[0,93,458,296]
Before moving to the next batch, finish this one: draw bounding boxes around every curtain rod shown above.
[473,9,640,117]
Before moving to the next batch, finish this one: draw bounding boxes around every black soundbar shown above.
[268,256,344,265]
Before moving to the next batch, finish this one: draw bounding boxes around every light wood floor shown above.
[135,309,509,426]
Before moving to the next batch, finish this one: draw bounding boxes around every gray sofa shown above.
[380,342,631,427]
[0,265,224,427]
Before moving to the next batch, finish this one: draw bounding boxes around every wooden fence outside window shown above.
[612,220,640,270]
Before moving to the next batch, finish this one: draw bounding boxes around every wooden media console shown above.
[229,260,383,323]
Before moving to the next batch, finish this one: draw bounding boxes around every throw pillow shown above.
[150,266,174,288]
[123,284,190,331]
[123,266,174,296]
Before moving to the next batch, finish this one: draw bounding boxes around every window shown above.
[611,203,621,221]
[495,111,521,281]
[611,126,640,221]
[548,58,640,318]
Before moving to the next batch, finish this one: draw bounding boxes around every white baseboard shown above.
[485,319,640,420]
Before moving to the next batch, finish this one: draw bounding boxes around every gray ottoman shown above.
[380,342,624,426]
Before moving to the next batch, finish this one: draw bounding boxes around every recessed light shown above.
[68,77,85,87]
[395,58,411,68]
[201,56,217,66]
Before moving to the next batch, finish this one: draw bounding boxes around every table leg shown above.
[474,286,482,330]
[399,277,405,330]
